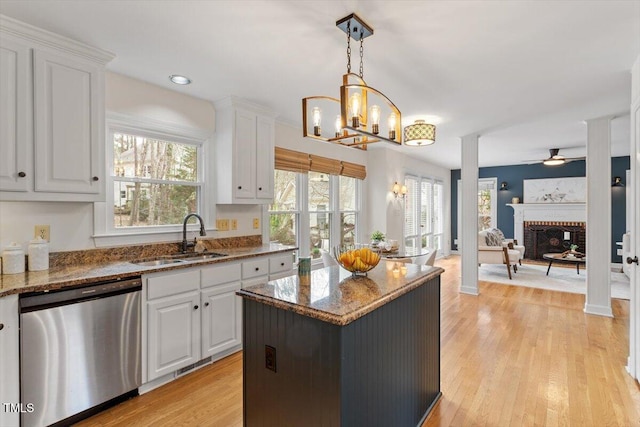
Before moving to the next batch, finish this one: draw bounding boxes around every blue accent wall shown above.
[451,156,629,263]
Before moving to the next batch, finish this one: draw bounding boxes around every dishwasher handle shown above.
[20,277,142,312]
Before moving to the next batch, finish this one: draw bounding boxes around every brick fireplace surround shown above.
[507,203,586,261]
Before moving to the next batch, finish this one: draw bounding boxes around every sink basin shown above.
[131,258,186,266]
[130,252,227,266]
[179,253,227,262]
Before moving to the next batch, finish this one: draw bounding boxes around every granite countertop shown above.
[0,243,296,297]
[237,261,444,326]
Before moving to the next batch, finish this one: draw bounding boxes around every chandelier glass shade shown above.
[302,14,402,150]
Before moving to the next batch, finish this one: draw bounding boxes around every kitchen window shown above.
[95,114,210,243]
[269,170,361,261]
[404,175,444,252]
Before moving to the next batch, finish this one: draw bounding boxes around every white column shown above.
[584,116,613,317]
[460,134,479,295]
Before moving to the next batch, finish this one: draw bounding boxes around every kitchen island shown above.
[237,261,443,427]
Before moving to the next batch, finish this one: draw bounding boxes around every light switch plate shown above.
[253,218,259,229]
[231,219,237,230]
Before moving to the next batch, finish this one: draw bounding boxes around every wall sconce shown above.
[499,181,508,191]
[612,176,625,187]
[392,182,407,199]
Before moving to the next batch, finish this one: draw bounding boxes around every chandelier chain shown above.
[359,33,364,78]
[346,21,351,74]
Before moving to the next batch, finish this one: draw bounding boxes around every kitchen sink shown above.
[130,258,187,266]
[130,252,227,266]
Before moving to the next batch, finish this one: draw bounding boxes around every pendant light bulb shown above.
[312,107,322,136]
[370,105,380,134]
[349,93,361,127]
[388,113,396,140]
[334,115,342,137]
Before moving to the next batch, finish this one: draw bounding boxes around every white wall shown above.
[367,146,451,255]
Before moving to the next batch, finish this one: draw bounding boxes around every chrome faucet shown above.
[182,213,206,253]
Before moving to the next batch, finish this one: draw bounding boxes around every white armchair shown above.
[478,229,521,279]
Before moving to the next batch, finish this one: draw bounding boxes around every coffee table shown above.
[543,253,586,275]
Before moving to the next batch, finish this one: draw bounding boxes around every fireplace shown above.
[523,221,586,260]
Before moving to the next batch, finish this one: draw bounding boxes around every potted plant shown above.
[370,231,385,248]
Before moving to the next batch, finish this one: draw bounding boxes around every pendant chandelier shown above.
[302,14,403,150]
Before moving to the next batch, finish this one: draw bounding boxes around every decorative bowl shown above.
[334,245,381,276]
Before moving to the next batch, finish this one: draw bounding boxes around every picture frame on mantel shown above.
[523,177,586,203]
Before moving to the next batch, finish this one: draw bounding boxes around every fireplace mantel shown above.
[507,203,586,244]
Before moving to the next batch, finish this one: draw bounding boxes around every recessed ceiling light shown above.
[169,75,191,85]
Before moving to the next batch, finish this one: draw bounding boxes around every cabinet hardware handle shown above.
[18,172,26,178]
[627,256,639,265]
[205,302,210,307]
[280,262,284,266]
[194,305,199,310]
[255,267,259,271]
[0,323,4,331]
[238,186,242,190]
[258,187,262,191]
[92,176,99,181]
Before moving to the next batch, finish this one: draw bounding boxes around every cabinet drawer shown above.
[270,254,293,275]
[242,258,269,279]
[146,269,200,300]
[201,263,241,289]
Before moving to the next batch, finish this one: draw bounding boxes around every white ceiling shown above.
[2,0,638,169]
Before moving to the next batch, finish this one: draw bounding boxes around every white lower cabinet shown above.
[147,291,201,380]
[143,252,294,387]
[0,294,19,427]
[201,283,241,358]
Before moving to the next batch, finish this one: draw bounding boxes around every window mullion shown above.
[299,173,310,258]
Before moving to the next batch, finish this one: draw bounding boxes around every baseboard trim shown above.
[584,303,614,317]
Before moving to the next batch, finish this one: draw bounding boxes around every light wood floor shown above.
[79,256,640,426]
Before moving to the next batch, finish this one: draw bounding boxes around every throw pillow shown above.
[491,228,506,242]
[484,230,502,246]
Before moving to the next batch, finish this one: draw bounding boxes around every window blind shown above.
[274,147,366,179]
[274,147,311,173]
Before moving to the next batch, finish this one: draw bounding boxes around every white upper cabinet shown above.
[0,38,29,192]
[33,49,102,194]
[0,15,113,201]
[214,97,276,204]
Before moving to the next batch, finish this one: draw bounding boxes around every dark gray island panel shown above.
[241,264,442,427]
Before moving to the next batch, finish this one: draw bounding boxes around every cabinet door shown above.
[147,291,201,380]
[201,283,242,358]
[255,115,274,200]
[233,109,256,199]
[33,49,102,194]
[0,295,20,427]
[0,39,30,192]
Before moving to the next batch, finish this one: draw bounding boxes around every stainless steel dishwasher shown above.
[20,277,142,427]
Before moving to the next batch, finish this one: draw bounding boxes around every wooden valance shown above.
[274,147,366,180]
[274,147,311,173]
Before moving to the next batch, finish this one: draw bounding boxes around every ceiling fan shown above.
[524,148,585,166]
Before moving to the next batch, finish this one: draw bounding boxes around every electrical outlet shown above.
[216,219,229,231]
[34,225,50,241]
[265,345,276,372]
[231,219,237,230]
[253,218,260,229]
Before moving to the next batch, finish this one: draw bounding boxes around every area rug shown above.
[478,263,630,300]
